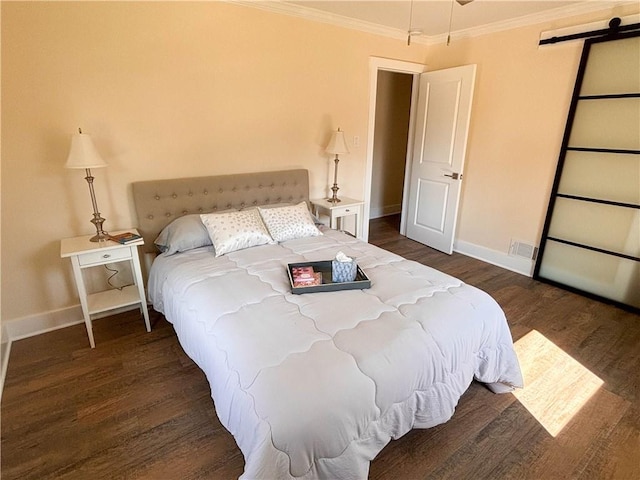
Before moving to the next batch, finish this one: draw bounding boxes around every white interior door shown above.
[406,64,476,254]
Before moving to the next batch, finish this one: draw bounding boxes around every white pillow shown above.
[200,209,274,257]
[258,201,322,242]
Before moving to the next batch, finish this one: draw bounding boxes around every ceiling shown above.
[239,1,634,43]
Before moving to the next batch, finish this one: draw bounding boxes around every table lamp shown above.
[325,127,350,203]
[65,128,109,242]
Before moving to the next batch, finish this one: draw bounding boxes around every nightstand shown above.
[60,229,151,348]
[311,197,364,239]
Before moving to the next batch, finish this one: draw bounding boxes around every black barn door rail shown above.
[540,17,640,45]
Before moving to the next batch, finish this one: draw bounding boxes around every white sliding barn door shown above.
[406,64,476,254]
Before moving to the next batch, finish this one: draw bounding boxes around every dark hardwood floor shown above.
[2,215,639,479]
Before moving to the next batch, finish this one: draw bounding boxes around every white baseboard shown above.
[454,239,534,277]
[2,303,143,342]
[3,306,85,342]
[370,204,402,219]
[1,325,11,401]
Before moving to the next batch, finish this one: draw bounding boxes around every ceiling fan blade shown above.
[456,0,474,5]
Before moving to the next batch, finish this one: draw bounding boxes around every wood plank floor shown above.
[2,215,639,479]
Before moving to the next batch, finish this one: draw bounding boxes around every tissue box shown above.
[332,259,357,283]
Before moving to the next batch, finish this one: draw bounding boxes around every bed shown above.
[133,169,523,479]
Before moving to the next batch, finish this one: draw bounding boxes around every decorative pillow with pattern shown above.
[201,209,274,257]
[258,201,322,242]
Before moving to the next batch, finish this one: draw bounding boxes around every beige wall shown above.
[2,1,638,326]
[371,70,412,218]
[0,1,428,323]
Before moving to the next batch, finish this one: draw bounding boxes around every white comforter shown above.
[148,228,523,479]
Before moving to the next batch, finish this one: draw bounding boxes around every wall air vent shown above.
[509,240,539,261]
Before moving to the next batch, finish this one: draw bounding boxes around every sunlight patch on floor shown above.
[512,329,603,437]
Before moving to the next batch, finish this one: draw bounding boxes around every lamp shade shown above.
[65,132,107,169]
[325,128,350,155]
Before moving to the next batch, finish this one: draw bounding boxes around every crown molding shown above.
[227,0,430,44]
[227,1,637,46]
[428,1,639,45]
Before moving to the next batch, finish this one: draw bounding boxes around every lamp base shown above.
[90,231,110,242]
[90,214,108,242]
[328,182,341,203]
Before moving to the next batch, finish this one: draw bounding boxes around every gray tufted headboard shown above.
[132,169,310,253]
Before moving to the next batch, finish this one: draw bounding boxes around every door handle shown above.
[444,172,461,180]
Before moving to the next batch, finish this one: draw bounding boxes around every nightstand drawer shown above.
[331,204,359,217]
[78,247,131,266]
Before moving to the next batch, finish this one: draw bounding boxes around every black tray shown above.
[287,261,371,294]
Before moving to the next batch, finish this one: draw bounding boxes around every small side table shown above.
[311,197,364,239]
[60,229,151,348]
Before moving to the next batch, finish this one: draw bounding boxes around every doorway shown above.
[363,57,426,242]
[370,71,413,232]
